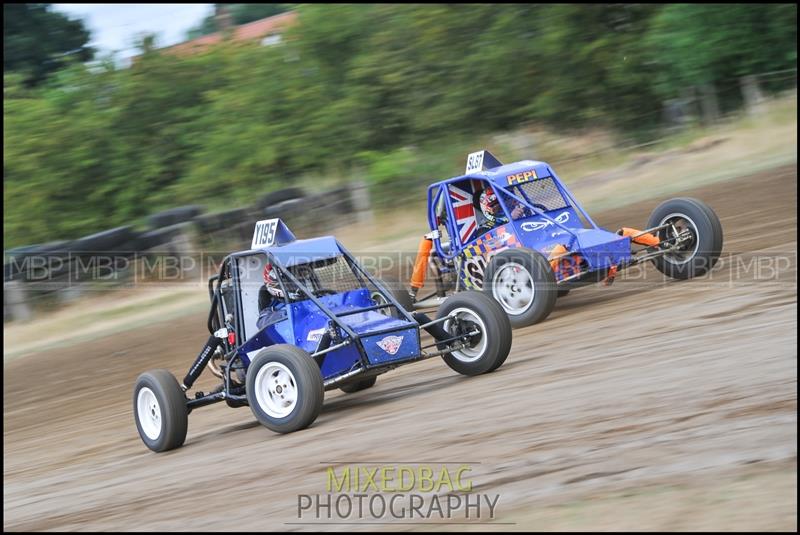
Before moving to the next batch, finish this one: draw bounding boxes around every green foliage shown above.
[356,148,417,206]
[646,4,797,96]
[3,4,797,247]
[3,3,93,86]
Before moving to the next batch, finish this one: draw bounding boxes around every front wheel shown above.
[133,370,188,452]
[436,291,512,376]
[246,345,324,434]
[646,197,723,280]
[483,248,557,328]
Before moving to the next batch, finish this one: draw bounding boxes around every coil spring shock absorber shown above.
[182,335,222,391]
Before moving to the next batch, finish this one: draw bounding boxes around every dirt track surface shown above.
[4,165,797,531]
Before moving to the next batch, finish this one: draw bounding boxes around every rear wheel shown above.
[646,198,723,280]
[437,291,512,375]
[372,275,414,318]
[133,370,188,452]
[483,248,557,328]
[246,345,324,434]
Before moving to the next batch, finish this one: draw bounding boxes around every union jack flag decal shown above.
[448,180,482,244]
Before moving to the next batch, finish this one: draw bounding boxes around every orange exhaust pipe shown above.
[618,227,660,247]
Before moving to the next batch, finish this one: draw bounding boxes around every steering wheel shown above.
[531,203,548,212]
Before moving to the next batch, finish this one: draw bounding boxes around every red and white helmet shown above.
[263,263,284,298]
[479,187,501,223]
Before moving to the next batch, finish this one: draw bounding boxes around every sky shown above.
[52,4,214,61]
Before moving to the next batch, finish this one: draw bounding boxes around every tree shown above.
[4,3,798,248]
[646,4,798,98]
[3,4,93,86]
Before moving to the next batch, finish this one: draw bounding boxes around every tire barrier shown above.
[4,184,372,321]
[254,187,305,211]
[193,208,249,234]
[70,226,135,253]
[135,223,192,252]
[147,205,205,229]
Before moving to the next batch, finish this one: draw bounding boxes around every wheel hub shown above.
[659,213,700,265]
[492,262,535,315]
[137,387,162,440]
[255,363,298,418]
[443,308,487,363]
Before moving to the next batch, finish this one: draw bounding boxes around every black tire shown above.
[372,275,414,318]
[28,240,74,256]
[246,345,324,434]
[108,233,144,256]
[71,226,134,253]
[436,291,512,375]
[5,244,44,257]
[43,240,78,254]
[147,205,204,229]
[328,186,355,214]
[697,199,724,266]
[256,187,306,210]
[482,248,557,328]
[263,197,304,219]
[44,256,78,279]
[646,197,723,280]
[29,242,76,281]
[194,208,249,233]
[3,262,18,282]
[133,370,188,452]
[4,244,57,281]
[339,375,377,394]
[135,223,191,251]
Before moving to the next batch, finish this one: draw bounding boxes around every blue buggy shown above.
[133,219,511,452]
[403,150,724,328]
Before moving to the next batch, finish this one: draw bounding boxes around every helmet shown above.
[479,187,501,223]
[263,263,284,299]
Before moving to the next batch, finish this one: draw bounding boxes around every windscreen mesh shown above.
[285,255,366,295]
[513,177,569,211]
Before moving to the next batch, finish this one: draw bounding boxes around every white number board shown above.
[251,219,279,249]
[465,151,485,174]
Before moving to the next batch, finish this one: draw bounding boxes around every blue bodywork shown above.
[427,154,632,289]
[228,226,422,382]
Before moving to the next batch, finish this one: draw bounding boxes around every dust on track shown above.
[3,165,797,531]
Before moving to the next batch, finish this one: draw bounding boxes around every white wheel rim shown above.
[443,307,487,363]
[255,362,298,419]
[137,387,162,440]
[659,212,700,266]
[491,262,535,315]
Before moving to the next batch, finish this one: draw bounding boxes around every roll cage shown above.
[207,244,417,353]
[426,167,602,261]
